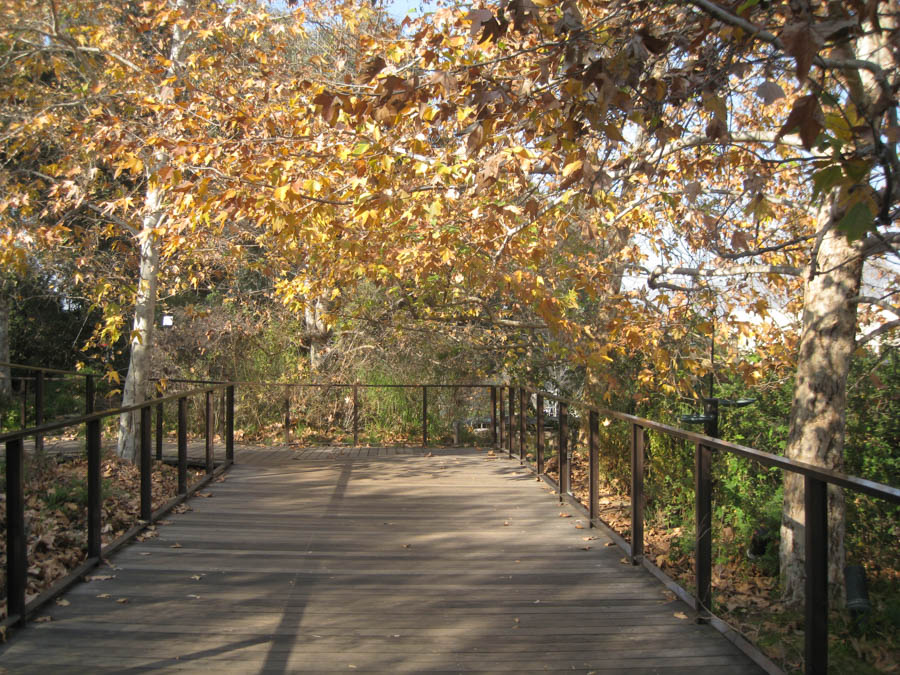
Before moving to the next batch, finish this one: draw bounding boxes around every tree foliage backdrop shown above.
[2,0,898,661]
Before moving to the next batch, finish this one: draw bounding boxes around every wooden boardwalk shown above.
[0,446,763,673]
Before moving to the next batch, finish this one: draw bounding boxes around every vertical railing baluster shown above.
[225,386,234,464]
[507,386,514,457]
[490,386,497,448]
[205,390,213,474]
[283,391,291,445]
[34,370,44,453]
[559,402,569,500]
[6,437,26,625]
[536,394,544,474]
[85,374,95,415]
[87,418,102,558]
[631,424,645,564]
[805,476,828,675]
[155,391,163,461]
[498,387,504,449]
[422,385,428,447]
[140,405,152,521]
[695,441,712,618]
[177,396,187,494]
[518,388,525,461]
[353,383,359,446]
[589,410,599,526]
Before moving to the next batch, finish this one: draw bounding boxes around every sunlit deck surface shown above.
[0,446,763,673]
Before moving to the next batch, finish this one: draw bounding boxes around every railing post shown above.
[422,385,428,447]
[85,374,95,415]
[536,394,544,474]
[353,384,359,446]
[695,441,712,618]
[283,391,291,445]
[490,386,497,448]
[6,437,26,625]
[507,386,514,457]
[34,370,44,453]
[498,387,504,449]
[589,410,599,526]
[155,391,163,461]
[205,390,214,474]
[140,405,152,521]
[631,423,645,564]
[177,397,187,494]
[87,418,102,558]
[518,388,526,461]
[805,476,828,675]
[226,385,234,463]
[559,402,569,500]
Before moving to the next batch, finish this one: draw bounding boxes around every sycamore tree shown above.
[286,0,899,605]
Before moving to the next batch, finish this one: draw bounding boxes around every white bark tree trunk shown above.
[116,192,163,461]
[116,0,190,461]
[779,213,864,604]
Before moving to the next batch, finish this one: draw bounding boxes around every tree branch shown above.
[857,319,900,348]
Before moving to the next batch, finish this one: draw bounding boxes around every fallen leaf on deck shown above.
[673,611,688,620]
[85,575,115,581]
[190,574,204,581]
[34,616,52,623]
[55,598,70,607]
[96,593,111,599]
[619,557,630,565]
[170,543,183,548]
[604,542,616,547]
[195,493,213,498]
[559,513,571,518]
[581,546,592,551]
[116,598,129,604]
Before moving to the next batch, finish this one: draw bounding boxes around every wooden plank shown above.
[0,447,763,673]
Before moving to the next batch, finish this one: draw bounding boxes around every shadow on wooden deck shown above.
[0,446,765,673]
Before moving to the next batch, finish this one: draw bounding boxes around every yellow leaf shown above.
[562,159,583,178]
[274,185,290,202]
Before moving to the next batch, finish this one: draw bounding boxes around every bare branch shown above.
[857,319,900,348]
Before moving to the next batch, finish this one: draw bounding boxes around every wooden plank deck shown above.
[0,446,764,673]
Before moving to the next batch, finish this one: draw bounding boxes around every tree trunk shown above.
[305,295,331,372]
[779,216,863,605]
[117,203,163,461]
[116,0,190,461]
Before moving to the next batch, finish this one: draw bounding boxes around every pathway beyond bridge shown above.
[1,446,763,673]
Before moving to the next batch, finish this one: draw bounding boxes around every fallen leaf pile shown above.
[1,452,202,624]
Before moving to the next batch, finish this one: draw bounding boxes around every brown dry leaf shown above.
[574,522,585,529]
[662,590,676,602]
[403,544,411,548]
[604,542,616,547]
[96,593,111,599]
[673,611,688,620]
[86,575,115,582]
[581,546,592,551]
[582,536,597,541]
[187,594,201,600]
[619,557,630,565]
[558,512,572,518]
[34,616,53,623]
[503,521,510,526]
[116,598,129,604]
[157,520,172,526]
[195,493,213,498]
[190,574,204,581]
[55,598,70,607]
[170,543,183,549]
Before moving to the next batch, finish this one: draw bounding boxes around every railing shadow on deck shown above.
[3,363,899,675]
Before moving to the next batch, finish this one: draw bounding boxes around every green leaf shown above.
[351,142,371,156]
[837,202,873,241]
[811,165,843,202]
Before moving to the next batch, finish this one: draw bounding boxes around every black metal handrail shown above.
[491,384,899,675]
[3,382,235,633]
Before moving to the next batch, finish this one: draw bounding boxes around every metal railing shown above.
[491,384,900,675]
[4,371,898,675]
[0,362,99,452]
[1,382,234,630]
